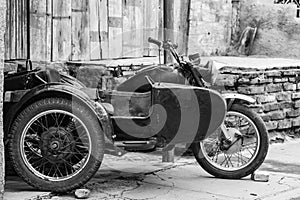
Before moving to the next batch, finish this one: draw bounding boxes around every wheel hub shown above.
[223,128,243,154]
[41,127,75,163]
[50,141,60,150]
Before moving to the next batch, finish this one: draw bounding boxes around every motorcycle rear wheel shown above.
[191,103,269,179]
[8,97,104,192]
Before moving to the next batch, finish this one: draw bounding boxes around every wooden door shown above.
[122,0,143,58]
[52,0,71,61]
[5,0,28,60]
[71,0,90,61]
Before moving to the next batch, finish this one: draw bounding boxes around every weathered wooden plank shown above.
[52,18,71,61]
[52,0,71,61]
[123,0,143,58]
[5,0,11,59]
[71,11,90,61]
[22,0,28,58]
[10,0,16,59]
[99,0,109,59]
[108,0,122,58]
[30,15,47,61]
[176,0,191,56]
[158,0,164,41]
[45,0,52,61]
[71,0,89,61]
[30,0,48,61]
[143,0,159,56]
[30,0,47,14]
[89,0,101,60]
[72,0,88,11]
[17,0,25,58]
[52,0,71,17]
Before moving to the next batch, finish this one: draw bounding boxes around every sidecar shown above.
[4,64,111,192]
[98,74,227,152]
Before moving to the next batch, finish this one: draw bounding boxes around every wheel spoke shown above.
[200,110,261,172]
[21,109,92,181]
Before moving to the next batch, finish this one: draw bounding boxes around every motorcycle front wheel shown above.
[191,103,269,179]
[8,97,104,192]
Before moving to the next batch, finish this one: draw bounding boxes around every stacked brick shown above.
[215,66,300,141]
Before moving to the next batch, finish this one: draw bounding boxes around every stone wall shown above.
[188,0,232,56]
[215,65,300,142]
[0,0,5,198]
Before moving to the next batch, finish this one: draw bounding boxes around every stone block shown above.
[263,103,280,112]
[249,77,272,84]
[283,83,297,91]
[265,84,282,93]
[292,117,300,127]
[277,120,292,130]
[273,78,288,83]
[283,70,298,76]
[276,93,291,102]
[270,111,286,120]
[292,92,300,100]
[260,114,271,122]
[76,65,109,88]
[280,102,293,109]
[237,77,250,84]
[238,86,265,95]
[256,95,276,104]
[294,100,300,108]
[287,109,300,118]
[289,77,296,82]
[266,71,282,77]
[265,121,278,130]
[251,172,269,182]
[75,189,91,199]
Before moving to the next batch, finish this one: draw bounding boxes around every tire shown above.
[8,97,104,192]
[191,103,269,179]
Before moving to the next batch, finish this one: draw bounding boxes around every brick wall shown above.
[0,0,5,197]
[215,66,300,142]
[188,0,232,56]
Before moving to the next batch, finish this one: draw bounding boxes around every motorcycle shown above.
[3,38,269,192]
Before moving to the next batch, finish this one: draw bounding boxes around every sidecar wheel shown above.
[191,104,269,179]
[8,97,104,192]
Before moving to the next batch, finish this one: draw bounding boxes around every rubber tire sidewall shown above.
[8,97,104,192]
[191,103,269,179]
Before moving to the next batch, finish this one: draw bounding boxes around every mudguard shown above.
[222,93,256,109]
[4,83,113,143]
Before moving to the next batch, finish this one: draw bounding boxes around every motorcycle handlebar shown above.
[148,37,163,47]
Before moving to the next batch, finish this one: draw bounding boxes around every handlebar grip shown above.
[148,37,162,47]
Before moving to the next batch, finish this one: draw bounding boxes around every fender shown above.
[222,93,256,109]
[4,83,113,143]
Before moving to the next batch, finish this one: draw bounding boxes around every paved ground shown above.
[4,139,300,200]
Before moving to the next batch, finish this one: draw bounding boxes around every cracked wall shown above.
[188,0,232,56]
[239,0,300,58]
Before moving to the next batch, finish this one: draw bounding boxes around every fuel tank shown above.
[116,65,186,92]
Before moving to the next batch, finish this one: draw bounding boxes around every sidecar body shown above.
[98,66,227,151]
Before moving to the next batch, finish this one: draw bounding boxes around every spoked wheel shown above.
[8,98,104,192]
[191,104,269,179]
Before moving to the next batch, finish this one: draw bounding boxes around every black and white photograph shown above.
[1,0,300,199]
